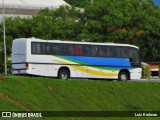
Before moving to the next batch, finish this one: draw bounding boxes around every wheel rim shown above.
[60,72,68,79]
[121,74,127,81]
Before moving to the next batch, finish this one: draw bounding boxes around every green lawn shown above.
[0,75,160,120]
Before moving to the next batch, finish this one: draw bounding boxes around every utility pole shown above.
[2,0,7,74]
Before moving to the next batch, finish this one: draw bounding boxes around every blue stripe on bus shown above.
[63,56,131,67]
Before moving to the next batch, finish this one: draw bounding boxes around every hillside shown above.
[0,76,160,120]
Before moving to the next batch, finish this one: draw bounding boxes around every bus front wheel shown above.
[118,72,129,81]
[58,69,70,80]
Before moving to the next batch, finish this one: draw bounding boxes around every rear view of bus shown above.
[12,38,29,74]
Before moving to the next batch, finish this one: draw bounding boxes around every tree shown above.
[82,0,160,61]
[64,0,90,7]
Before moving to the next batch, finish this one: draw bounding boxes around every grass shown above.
[0,75,160,120]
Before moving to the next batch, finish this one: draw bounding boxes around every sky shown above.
[154,0,160,6]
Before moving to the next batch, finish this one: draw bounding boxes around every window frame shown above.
[99,46,106,57]
[91,45,99,57]
[121,47,129,58]
[60,43,68,55]
[67,44,75,56]
[31,42,46,55]
[114,47,122,58]
[45,43,60,55]
[106,46,114,57]
[75,44,83,56]
[31,42,139,64]
[83,45,91,57]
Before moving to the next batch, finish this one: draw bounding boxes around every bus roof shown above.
[14,38,139,49]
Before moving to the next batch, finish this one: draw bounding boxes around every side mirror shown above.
[129,58,133,66]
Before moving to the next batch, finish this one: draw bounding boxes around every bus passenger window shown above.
[40,43,46,54]
[91,46,99,56]
[106,47,114,57]
[31,42,45,54]
[75,45,82,55]
[46,44,51,54]
[114,47,122,57]
[129,49,133,58]
[83,45,91,56]
[122,48,129,58]
[60,44,67,55]
[99,46,106,57]
[68,45,75,55]
[36,43,41,54]
[31,43,37,54]
[51,44,59,55]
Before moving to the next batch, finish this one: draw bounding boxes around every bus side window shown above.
[31,42,45,54]
[46,43,51,54]
[114,47,122,58]
[129,49,133,58]
[41,43,46,54]
[75,45,82,56]
[35,43,41,54]
[83,45,91,56]
[34,43,41,54]
[60,44,67,55]
[99,46,106,57]
[51,44,59,55]
[31,43,37,54]
[68,45,75,56]
[91,46,99,56]
[106,47,114,57]
[122,47,129,58]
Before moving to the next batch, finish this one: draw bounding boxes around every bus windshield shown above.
[129,49,140,67]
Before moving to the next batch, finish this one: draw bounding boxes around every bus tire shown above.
[58,69,70,80]
[118,71,129,81]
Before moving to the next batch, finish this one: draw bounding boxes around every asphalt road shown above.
[128,79,160,82]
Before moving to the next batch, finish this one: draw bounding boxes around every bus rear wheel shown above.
[118,72,129,81]
[58,69,70,80]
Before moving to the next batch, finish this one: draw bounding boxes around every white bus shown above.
[12,38,142,80]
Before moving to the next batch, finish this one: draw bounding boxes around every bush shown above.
[141,62,151,79]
